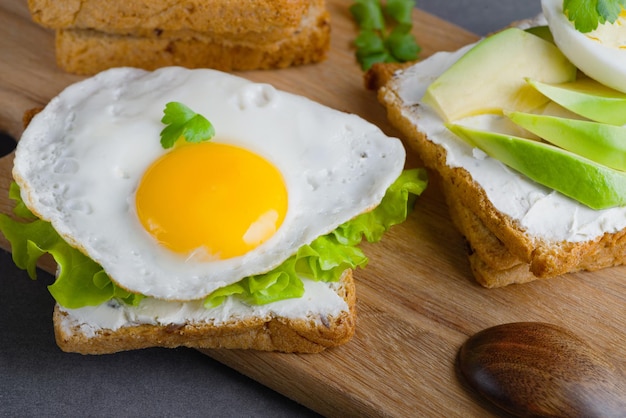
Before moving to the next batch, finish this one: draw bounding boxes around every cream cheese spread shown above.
[60,277,348,336]
[387,46,626,243]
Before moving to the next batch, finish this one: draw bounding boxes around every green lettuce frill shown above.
[0,169,427,309]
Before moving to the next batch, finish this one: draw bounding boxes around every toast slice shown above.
[445,182,626,287]
[54,10,330,75]
[371,44,626,287]
[54,270,356,355]
[442,179,540,287]
[28,0,319,36]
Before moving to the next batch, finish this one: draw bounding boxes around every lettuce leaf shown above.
[332,168,428,245]
[204,235,368,308]
[0,183,142,309]
[2,168,428,309]
[204,257,303,307]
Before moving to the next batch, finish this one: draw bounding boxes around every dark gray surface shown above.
[420,0,542,36]
[0,252,322,418]
[1,2,542,417]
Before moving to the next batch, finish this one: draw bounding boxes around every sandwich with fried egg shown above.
[370,0,626,287]
[1,66,426,354]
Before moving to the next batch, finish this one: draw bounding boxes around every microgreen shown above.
[350,0,421,70]
[564,0,626,32]
[159,101,215,149]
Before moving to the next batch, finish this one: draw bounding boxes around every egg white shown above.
[542,0,626,93]
[14,67,405,301]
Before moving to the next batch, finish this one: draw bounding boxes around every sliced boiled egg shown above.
[542,0,626,93]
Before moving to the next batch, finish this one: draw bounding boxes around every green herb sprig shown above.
[564,0,626,32]
[159,101,215,148]
[350,0,421,70]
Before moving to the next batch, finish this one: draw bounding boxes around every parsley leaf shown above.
[350,0,421,70]
[385,0,414,24]
[351,0,385,30]
[386,23,421,61]
[597,0,626,22]
[564,0,626,32]
[160,101,215,149]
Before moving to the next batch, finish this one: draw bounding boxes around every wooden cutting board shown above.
[1,1,625,417]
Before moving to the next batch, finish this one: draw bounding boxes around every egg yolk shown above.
[135,142,287,260]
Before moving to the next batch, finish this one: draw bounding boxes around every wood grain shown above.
[1,1,625,417]
[458,322,626,417]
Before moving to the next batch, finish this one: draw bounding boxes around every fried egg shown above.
[14,67,405,301]
[542,0,626,93]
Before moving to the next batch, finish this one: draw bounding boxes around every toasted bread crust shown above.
[54,9,330,75]
[28,0,317,34]
[364,61,415,91]
[468,254,535,288]
[449,187,626,286]
[30,0,325,44]
[28,0,330,74]
[54,270,356,355]
[442,179,522,272]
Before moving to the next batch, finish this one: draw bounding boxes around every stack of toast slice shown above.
[27,0,330,74]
